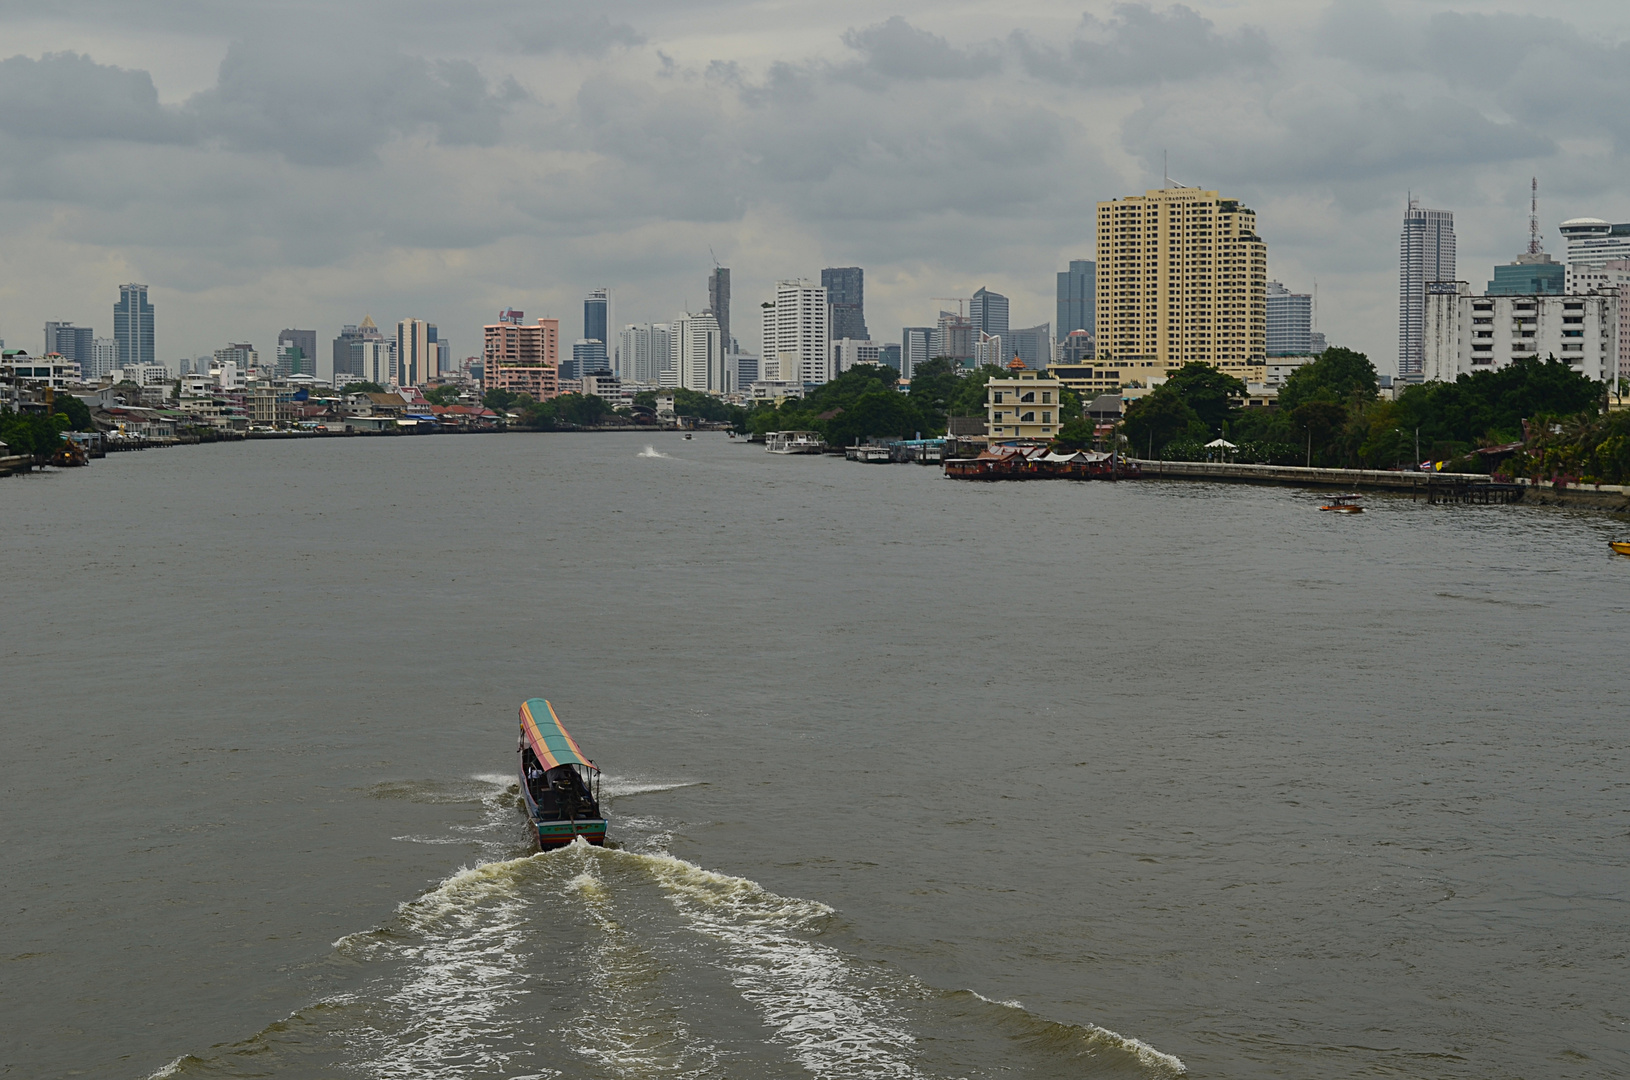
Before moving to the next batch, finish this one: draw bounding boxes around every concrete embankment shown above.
[1128,459,1630,514]
[1127,459,1486,492]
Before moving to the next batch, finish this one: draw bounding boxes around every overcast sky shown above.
[4,0,1630,378]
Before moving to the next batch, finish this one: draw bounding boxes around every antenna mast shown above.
[1528,177,1541,255]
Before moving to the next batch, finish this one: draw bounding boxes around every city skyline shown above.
[2,3,1628,377]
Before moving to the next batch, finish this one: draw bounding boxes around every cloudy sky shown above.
[4,0,1630,377]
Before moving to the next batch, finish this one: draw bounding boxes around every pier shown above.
[1128,459,1504,494]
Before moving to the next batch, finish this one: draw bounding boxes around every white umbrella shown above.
[1204,438,1237,449]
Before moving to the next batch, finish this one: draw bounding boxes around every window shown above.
[1021,391,1035,403]
[1020,411,1035,422]
[992,391,1003,404]
[1041,392,1052,404]
[1042,412,1052,423]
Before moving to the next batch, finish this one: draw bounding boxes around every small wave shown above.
[1085,1027,1187,1074]
[363,778,508,805]
[637,445,670,458]
[967,988,1025,1009]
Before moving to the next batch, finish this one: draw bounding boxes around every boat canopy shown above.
[520,698,598,773]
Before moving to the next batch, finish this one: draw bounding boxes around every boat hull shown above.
[1611,541,1630,556]
[532,818,608,848]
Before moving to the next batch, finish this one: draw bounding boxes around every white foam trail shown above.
[638,445,670,458]
[468,771,514,788]
[615,848,923,1080]
[602,777,705,798]
[968,989,1025,1009]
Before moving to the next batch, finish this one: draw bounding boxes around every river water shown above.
[1,432,1626,1079]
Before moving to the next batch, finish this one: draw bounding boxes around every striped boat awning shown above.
[520,698,597,772]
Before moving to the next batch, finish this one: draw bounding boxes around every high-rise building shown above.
[931,309,976,365]
[900,327,933,378]
[733,349,759,387]
[832,338,881,372]
[44,322,93,365]
[1399,200,1456,380]
[396,319,438,387]
[484,313,560,399]
[822,267,867,342]
[277,329,318,378]
[1056,259,1096,341]
[90,337,119,380]
[762,280,831,385]
[970,287,1010,339]
[113,283,154,369]
[584,289,614,372]
[1010,324,1052,369]
[334,318,383,381]
[569,339,609,380]
[1559,219,1630,268]
[1265,282,1313,355]
[357,339,394,387]
[879,343,901,371]
[214,343,258,374]
[708,267,731,350]
[1096,187,1268,382]
[617,323,672,386]
[671,312,725,392]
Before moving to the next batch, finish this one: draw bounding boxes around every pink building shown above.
[484,314,560,400]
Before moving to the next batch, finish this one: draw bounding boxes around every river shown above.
[2,432,1625,1078]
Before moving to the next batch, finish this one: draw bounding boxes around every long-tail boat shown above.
[517,698,607,849]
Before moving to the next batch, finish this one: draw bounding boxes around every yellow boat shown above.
[1611,541,1630,556]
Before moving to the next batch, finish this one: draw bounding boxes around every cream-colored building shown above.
[1095,187,1267,382]
[986,370,1063,441]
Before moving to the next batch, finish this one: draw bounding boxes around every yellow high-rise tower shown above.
[1094,188,1267,384]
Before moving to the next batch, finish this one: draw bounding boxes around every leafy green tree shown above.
[1163,362,1246,433]
[823,391,927,445]
[0,409,70,460]
[52,394,93,431]
[482,387,520,412]
[672,388,747,427]
[1290,401,1348,465]
[905,357,961,429]
[1279,347,1379,411]
[424,385,462,406]
[341,381,387,395]
[1051,416,1098,451]
[1123,386,1204,458]
[631,390,658,409]
[946,364,1008,418]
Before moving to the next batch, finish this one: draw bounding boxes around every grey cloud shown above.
[839,16,1002,81]
[188,41,524,165]
[512,5,644,56]
[1124,90,1552,189]
[0,52,194,143]
[1017,3,1271,86]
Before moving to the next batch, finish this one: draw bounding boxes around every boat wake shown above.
[638,445,671,458]
[149,780,1185,1079]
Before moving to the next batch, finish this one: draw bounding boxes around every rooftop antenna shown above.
[1163,150,1169,190]
[708,245,720,269]
[1527,176,1542,255]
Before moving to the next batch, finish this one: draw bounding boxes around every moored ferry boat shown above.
[766,430,827,454]
[517,698,607,849]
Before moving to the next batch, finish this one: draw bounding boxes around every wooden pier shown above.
[1423,479,1523,504]
[1128,459,1507,495]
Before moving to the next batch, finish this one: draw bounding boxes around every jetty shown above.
[1127,459,1511,497]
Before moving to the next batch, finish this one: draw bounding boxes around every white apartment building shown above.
[119,363,171,387]
[671,311,725,393]
[617,323,672,386]
[972,332,1005,368]
[832,338,880,373]
[357,339,395,388]
[761,279,830,386]
[1422,282,1617,383]
[1567,259,1630,380]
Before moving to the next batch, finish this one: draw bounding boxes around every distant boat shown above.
[1611,541,1630,556]
[683,432,693,440]
[766,431,826,454]
[517,699,606,850]
[1320,494,1364,513]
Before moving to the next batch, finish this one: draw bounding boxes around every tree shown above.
[1163,362,1246,433]
[424,385,461,406]
[1279,347,1379,411]
[905,357,961,429]
[482,387,520,413]
[52,394,93,431]
[823,391,927,446]
[1123,386,1204,457]
[946,364,1008,418]
[341,381,386,395]
[0,409,70,460]
[1291,401,1348,465]
[1052,416,1097,451]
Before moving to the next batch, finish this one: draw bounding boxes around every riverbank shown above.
[1127,458,1630,513]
